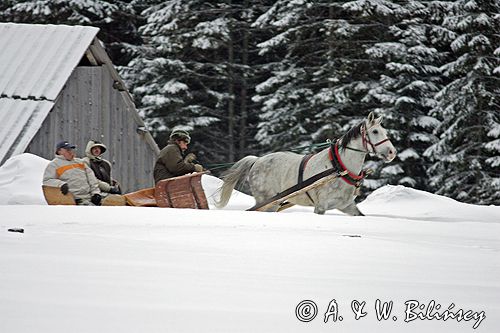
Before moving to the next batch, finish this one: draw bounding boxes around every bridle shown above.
[346,123,391,157]
[297,121,392,191]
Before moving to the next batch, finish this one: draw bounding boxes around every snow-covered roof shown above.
[0,23,98,100]
[0,23,99,164]
[0,98,53,162]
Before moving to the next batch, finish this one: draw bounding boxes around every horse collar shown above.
[329,143,365,187]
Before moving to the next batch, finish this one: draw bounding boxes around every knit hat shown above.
[170,129,191,143]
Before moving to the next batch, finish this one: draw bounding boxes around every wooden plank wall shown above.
[26,65,158,192]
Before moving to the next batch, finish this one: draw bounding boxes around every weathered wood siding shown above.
[27,65,158,192]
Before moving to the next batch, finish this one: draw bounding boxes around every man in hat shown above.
[153,129,203,183]
[43,140,102,205]
[82,140,121,196]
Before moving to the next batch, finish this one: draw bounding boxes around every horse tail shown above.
[215,156,258,208]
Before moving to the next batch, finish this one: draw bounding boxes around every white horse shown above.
[216,112,396,215]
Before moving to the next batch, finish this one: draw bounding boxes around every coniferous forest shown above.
[1,0,499,205]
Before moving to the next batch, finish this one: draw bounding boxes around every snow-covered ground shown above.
[0,154,499,332]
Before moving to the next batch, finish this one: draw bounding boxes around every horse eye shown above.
[373,129,379,135]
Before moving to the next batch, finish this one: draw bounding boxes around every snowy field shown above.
[0,154,499,332]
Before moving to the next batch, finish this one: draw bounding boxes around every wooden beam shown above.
[85,49,98,66]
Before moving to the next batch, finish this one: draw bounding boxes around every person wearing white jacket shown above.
[43,141,102,205]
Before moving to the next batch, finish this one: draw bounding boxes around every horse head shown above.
[363,112,397,162]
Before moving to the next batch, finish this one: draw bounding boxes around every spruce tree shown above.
[424,0,500,204]
[125,0,263,165]
[253,0,404,196]
[363,1,447,191]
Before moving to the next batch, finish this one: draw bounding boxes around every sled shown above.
[43,172,209,209]
[124,188,157,207]
[124,172,209,209]
[154,172,209,209]
[101,194,127,206]
[247,169,348,212]
[43,185,127,206]
[42,185,76,205]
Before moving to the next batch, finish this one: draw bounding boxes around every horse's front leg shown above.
[313,198,331,215]
[312,191,336,215]
[339,202,364,216]
[314,206,326,215]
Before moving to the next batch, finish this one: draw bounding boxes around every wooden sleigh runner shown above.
[43,172,209,209]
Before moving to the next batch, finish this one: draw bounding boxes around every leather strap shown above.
[298,154,315,204]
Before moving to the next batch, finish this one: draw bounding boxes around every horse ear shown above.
[375,116,383,124]
[366,112,375,126]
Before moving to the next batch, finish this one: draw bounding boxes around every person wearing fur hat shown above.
[153,129,203,183]
[82,140,121,195]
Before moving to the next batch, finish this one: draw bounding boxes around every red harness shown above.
[298,143,365,188]
[299,124,391,188]
[329,143,365,186]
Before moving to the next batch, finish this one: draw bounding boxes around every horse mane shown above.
[338,121,364,150]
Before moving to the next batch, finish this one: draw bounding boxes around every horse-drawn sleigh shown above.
[44,113,396,215]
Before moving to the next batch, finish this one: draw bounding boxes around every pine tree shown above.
[424,0,500,204]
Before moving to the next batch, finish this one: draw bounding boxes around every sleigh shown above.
[43,172,209,209]
[125,172,209,209]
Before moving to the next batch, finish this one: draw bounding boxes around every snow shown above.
[192,18,230,50]
[1,154,499,332]
[413,115,441,130]
[162,80,188,94]
[366,43,406,58]
[409,132,433,143]
[486,156,500,168]
[141,94,171,107]
[398,176,416,187]
[487,122,500,138]
[257,32,290,55]
[380,164,404,177]
[397,148,419,161]
[485,139,500,152]
[0,154,48,205]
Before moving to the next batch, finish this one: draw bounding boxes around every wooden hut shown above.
[0,23,160,192]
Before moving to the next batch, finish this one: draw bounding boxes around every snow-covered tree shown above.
[363,1,448,191]
[125,0,263,164]
[425,0,500,205]
[253,1,407,151]
[253,0,410,196]
[253,0,353,152]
